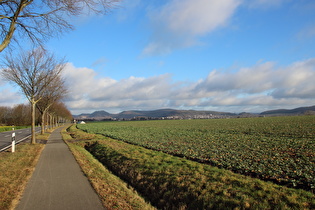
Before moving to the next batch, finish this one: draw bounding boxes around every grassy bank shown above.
[0,144,44,210]
[63,126,155,210]
[69,125,315,209]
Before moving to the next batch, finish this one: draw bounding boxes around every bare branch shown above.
[0,0,121,52]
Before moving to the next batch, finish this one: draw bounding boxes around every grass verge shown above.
[0,143,44,210]
[69,125,315,209]
[62,126,155,210]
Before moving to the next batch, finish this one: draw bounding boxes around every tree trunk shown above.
[53,115,56,128]
[45,112,49,132]
[41,110,45,135]
[31,100,36,144]
[49,114,53,129]
[56,116,59,127]
[40,108,50,134]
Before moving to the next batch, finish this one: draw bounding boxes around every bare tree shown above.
[48,101,72,128]
[12,103,32,125]
[0,104,36,125]
[0,106,12,125]
[36,74,68,134]
[0,0,120,52]
[1,48,66,144]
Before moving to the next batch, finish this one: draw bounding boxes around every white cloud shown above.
[195,61,275,93]
[143,0,241,55]
[0,85,24,107]
[62,63,178,113]
[271,58,315,99]
[60,58,315,114]
[1,59,314,114]
[193,58,315,99]
[2,58,314,114]
[62,63,116,101]
[89,74,174,100]
[141,0,296,55]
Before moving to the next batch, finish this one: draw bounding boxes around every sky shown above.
[1,0,315,115]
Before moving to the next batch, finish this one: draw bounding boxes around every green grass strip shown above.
[85,139,315,209]
[63,126,155,210]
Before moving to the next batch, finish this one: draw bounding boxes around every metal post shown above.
[12,132,16,153]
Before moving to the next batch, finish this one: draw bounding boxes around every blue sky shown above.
[1,0,315,114]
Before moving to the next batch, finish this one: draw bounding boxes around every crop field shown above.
[0,126,29,132]
[77,116,315,192]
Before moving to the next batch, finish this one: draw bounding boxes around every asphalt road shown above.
[16,126,105,210]
[0,127,41,151]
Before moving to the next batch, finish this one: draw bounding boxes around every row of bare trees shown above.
[0,102,72,128]
[0,104,32,126]
[1,48,71,143]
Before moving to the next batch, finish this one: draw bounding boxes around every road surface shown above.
[16,126,105,210]
[0,127,41,152]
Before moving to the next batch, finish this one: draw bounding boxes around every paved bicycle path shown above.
[16,126,105,210]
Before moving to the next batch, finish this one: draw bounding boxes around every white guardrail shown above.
[0,129,41,152]
[0,135,31,152]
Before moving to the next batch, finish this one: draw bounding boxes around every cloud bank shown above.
[143,0,241,55]
[141,0,293,56]
[63,58,315,114]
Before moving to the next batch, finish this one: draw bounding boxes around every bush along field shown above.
[70,116,315,209]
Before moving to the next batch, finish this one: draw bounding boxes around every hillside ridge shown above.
[73,105,315,120]
[74,108,236,120]
[260,105,315,116]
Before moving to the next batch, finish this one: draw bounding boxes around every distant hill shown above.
[90,110,111,117]
[73,105,315,121]
[74,110,112,120]
[260,105,315,116]
[116,109,235,119]
[73,109,236,120]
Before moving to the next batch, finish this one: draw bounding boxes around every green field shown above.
[77,116,315,192]
[0,126,29,132]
